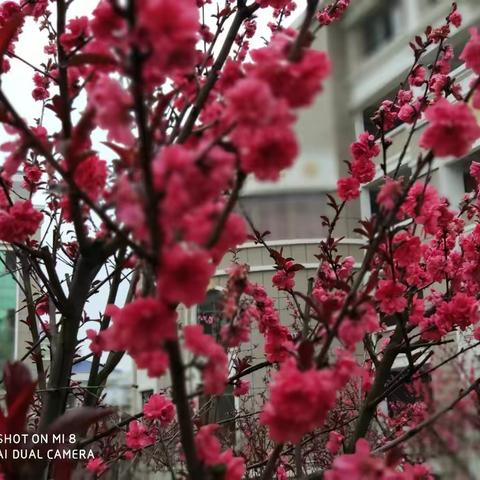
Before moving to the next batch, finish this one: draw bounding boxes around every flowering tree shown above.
[0,0,480,478]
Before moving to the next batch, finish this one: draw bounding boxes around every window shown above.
[141,389,153,405]
[211,385,235,423]
[464,169,476,194]
[5,251,15,273]
[456,157,478,194]
[362,86,403,135]
[240,192,328,241]
[368,167,411,217]
[198,289,223,339]
[360,0,404,56]
[197,291,236,441]
[385,367,432,417]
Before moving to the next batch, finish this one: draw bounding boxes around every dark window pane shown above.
[5,251,15,273]
[198,290,223,337]
[386,367,432,417]
[464,170,476,194]
[141,389,153,405]
[361,0,401,55]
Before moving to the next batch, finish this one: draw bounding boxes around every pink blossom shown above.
[225,78,276,126]
[460,28,480,75]
[401,182,442,234]
[22,163,42,192]
[374,279,407,315]
[86,329,105,356]
[351,158,376,183]
[86,457,107,476]
[233,380,250,397]
[143,393,176,426]
[250,38,331,108]
[351,132,380,163]
[158,246,214,307]
[73,155,107,200]
[125,421,154,450]
[87,75,134,146]
[338,303,379,349]
[24,0,48,19]
[326,431,344,455]
[470,161,480,183]
[139,0,199,74]
[394,232,422,267]
[91,1,126,40]
[272,269,295,290]
[265,322,294,363]
[184,325,228,394]
[260,360,339,443]
[99,298,177,357]
[337,176,360,201]
[420,99,480,158]
[324,439,386,480]
[377,177,402,211]
[276,465,288,480]
[448,10,462,28]
[0,200,43,243]
[238,125,298,181]
[398,103,417,124]
[195,424,221,465]
[195,424,245,480]
[134,349,169,378]
[409,65,426,87]
[60,16,89,51]
[257,0,291,8]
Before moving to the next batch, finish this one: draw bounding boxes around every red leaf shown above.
[3,362,34,411]
[68,53,116,67]
[0,13,23,62]
[102,141,134,167]
[52,459,75,480]
[287,263,305,273]
[298,341,314,370]
[6,381,36,434]
[48,407,114,436]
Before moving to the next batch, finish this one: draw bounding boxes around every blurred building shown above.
[133,1,480,476]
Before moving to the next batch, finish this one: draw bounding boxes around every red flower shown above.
[233,380,250,397]
[125,421,154,450]
[158,246,215,307]
[260,360,338,443]
[257,0,291,8]
[143,394,176,426]
[99,298,177,357]
[86,457,107,476]
[337,176,360,201]
[184,325,228,395]
[350,132,380,163]
[374,279,407,315]
[0,200,43,243]
[460,28,480,75]
[420,99,480,158]
[225,77,276,126]
[73,155,107,200]
[238,125,298,181]
[195,424,245,480]
[139,0,199,74]
[87,75,134,146]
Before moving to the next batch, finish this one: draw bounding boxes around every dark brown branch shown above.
[374,378,480,454]
[176,3,259,143]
